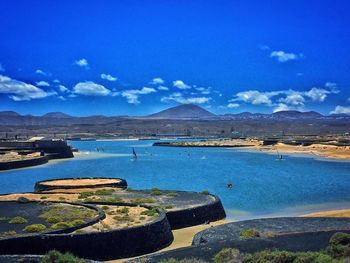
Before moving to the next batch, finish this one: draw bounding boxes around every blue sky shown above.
[1,0,350,116]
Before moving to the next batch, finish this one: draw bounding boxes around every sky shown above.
[1,0,350,116]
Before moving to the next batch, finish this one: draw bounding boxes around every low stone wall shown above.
[134,217,350,262]
[34,177,128,192]
[166,194,226,229]
[0,156,48,171]
[0,202,173,261]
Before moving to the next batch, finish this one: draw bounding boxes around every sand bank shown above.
[303,209,350,218]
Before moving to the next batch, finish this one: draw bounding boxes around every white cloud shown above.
[53,79,60,83]
[35,69,48,76]
[259,45,270,51]
[0,75,56,101]
[173,80,191,90]
[273,103,291,113]
[270,50,303,63]
[101,73,117,82]
[161,92,210,104]
[227,103,239,108]
[121,87,156,104]
[58,85,69,93]
[0,63,4,72]
[150,77,164,85]
[75,58,89,68]
[196,87,211,95]
[36,81,50,87]
[57,96,66,101]
[73,81,110,96]
[330,106,350,115]
[231,83,339,111]
[157,85,169,91]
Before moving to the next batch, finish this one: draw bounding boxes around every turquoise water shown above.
[1,140,350,220]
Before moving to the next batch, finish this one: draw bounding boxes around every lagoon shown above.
[0,140,349,220]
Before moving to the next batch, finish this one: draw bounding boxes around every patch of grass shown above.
[164,205,173,209]
[45,216,61,224]
[118,207,129,214]
[40,250,85,263]
[23,224,47,233]
[40,205,97,222]
[94,196,124,203]
[51,222,73,230]
[101,205,110,210]
[40,196,48,200]
[9,216,28,224]
[95,189,114,195]
[140,208,159,217]
[0,230,17,237]
[243,250,332,263]
[151,188,162,196]
[58,197,66,201]
[166,192,178,197]
[113,215,132,222]
[213,248,241,263]
[78,191,95,199]
[130,198,156,204]
[240,228,260,239]
[160,258,207,263]
[71,219,85,226]
[201,190,210,195]
[139,216,146,220]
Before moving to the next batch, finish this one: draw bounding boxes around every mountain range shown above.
[0,104,349,126]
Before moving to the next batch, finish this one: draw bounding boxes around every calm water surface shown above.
[1,140,349,220]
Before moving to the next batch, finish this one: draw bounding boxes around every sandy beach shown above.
[303,209,350,218]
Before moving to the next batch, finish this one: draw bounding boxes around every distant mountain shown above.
[42,112,72,118]
[272,110,323,119]
[147,104,216,119]
[0,111,21,117]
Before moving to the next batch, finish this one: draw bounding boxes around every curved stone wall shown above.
[0,156,48,171]
[0,202,173,261]
[34,177,128,192]
[166,194,226,229]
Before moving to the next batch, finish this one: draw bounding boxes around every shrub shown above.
[118,207,129,214]
[78,191,95,199]
[167,192,178,197]
[17,196,30,203]
[51,222,73,230]
[151,188,162,196]
[40,250,85,263]
[201,190,210,195]
[101,205,110,210]
[213,248,241,263]
[139,216,146,220]
[95,189,114,195]
[0,230,17,237]
[243,250,333,263]
[141,208,159,217]
[46,216,61,224]
[9,216,28,224]
[327,232,350,259]
[40,196,48,200]
[23,224,47,233]
[113,215,131,222]
[71,219,85,226]
[164,205,173,209]
[58,197,66,201]
[240,228,260,239]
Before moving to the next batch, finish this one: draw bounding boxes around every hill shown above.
[147,104,216,119]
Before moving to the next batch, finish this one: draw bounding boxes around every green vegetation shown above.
[327,232,350,259]
[78,191,95,199]
[95,189,114,195]
[9,216,28,224]
[130,198,156,204]
[239,228,260,239]
[46,216,61,224]
[40,205,96,223]
[40,250,85,263]
[51,222,73,230]
[101,205,110,210]
[71,219,85,226]
[117,207,129,214]
[23,224,47,233]
[140,208,159,217]
[243,250,332,263]
[213,248,241,263]
[151,188,162,196]
[164,205,173,209]
[0,230,17,237]
[201,190,210,195]
[167,192,179,197]
[113,215,132,222]
[40,196,48,200]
